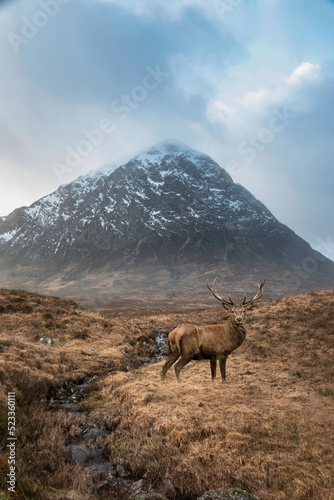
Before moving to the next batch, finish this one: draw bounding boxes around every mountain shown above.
[0,140,333,307]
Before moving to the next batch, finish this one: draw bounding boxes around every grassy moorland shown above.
[0,288,156,499]
[0,288,333,499]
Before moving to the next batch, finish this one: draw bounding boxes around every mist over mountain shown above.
[0,140,333,307]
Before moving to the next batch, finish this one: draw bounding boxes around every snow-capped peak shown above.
[146,139,194,155]
[132,139,226,180]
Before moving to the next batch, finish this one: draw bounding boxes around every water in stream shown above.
[49,333,170,497]
[51,376,113,472]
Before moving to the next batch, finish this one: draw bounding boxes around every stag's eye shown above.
[242,309,245,313]
[231,309,235,313]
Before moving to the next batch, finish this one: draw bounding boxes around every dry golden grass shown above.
[0,288,333,499]
[95,291,334,500]
[0,288,157,398]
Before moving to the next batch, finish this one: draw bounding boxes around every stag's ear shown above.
[244,303,254,310]
[222,303,231,310]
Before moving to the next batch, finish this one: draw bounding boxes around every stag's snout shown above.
[236,316,243,323]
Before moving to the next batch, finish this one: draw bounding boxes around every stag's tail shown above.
[168,327,183,355]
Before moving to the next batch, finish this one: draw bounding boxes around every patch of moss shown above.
[78,391,107,411]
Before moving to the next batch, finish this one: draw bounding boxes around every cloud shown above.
[2,1,241,113]
[206,61,323,134]
[92,0,210,20]
[286,62,321,85]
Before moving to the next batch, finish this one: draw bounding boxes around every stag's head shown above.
[207,278,266,325]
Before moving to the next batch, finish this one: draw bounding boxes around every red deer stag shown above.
[161,279,265,383]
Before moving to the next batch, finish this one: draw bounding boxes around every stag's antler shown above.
[207,278,234,307]
[242,279,266,307]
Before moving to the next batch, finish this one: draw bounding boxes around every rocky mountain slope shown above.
[0,140,333,305]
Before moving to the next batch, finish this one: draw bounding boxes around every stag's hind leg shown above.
[174,355,193,383]
[161,350,180,380]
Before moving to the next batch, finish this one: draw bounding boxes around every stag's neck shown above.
[230,319,246,346]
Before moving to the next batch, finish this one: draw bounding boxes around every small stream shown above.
[51,376,114,471]
[49,332,170,497]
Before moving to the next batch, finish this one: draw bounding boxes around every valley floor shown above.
[0,289,333,499]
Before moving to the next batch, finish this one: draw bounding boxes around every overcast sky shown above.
[0,0,334,260]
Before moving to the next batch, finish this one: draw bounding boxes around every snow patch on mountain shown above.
[0,229,18,243]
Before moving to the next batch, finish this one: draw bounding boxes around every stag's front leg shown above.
[210,359,217,380]
[219,356,227,382]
